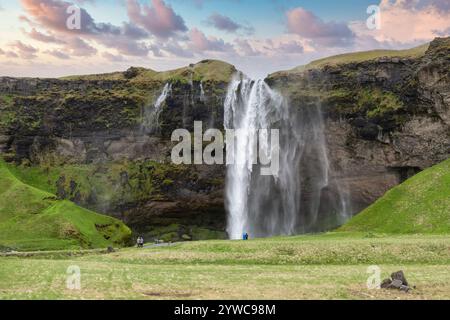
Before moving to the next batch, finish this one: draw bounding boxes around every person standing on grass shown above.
[137,236,144,248]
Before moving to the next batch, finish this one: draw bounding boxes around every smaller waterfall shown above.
[200,82,206,102]
[142,83,172,134]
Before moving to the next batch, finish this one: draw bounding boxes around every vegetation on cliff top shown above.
[0,160,131,251]
[272,42,430,76]
[339,158,450,234]
[61,60,236,83]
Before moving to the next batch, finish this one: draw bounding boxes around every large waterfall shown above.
[224,73,350,239]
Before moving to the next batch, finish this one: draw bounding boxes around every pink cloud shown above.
[234,39,261,56]
[64,37,97,56]
[9,41,39,59]
[286,7,354,47]
[25,28,66,44]
[45,49,70,59]
[367,0,450,44]
[19,0,154,58]
[126,0,187,39]
[189,28,234,52]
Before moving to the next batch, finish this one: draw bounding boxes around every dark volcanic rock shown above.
[381,270,412,292]
[391,270,409,287]
[268,37,450,216]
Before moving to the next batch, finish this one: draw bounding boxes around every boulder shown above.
[381,270,413,292]
[391,270,409,286]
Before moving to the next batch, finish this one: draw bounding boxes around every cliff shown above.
[0,38,449,240]
[267,37,450,214]
[0,59,235,241]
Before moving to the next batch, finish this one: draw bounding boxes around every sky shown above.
[0,0,449,78]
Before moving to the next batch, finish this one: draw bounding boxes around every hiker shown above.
[137,236,144,248]
[243,232,249,240]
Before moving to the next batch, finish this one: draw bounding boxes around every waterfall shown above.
[200,82,206,102]
[142,83,172,134]
[224,73,351,239]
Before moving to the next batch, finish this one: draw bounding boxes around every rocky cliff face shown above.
[267,37,450,213]
[0,60,234,241]
[0,39,449,240]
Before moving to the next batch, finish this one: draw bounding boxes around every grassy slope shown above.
[340,158,450,234]
[0,160,131,251]
[1,233,449,299]
[61,59,236,83]
[271,43,429,77]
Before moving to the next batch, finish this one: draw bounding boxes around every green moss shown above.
[0,94,15,106]
[4,160,192,213]
[357,89,404,118]
[0,110,15,129]
[0,159,132,251]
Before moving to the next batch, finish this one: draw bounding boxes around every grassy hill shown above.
[61,59,236,83]
[270,42,429,77]
[0,160,131,251]
[339,158,450,234]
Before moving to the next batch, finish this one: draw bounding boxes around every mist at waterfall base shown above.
[224,74,351,239]
[142,77,351,240]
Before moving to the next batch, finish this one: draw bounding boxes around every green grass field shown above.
[0,155,448,299]
[1,233,449,299]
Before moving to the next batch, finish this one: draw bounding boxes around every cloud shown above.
[9,41,39,59]
[20,0,96,34]
[126,0,187,39]
[286,7,355,47]
[24,28,66,44]
[45,49,70,59]
[188,28,234,52]
[6,52,20,58]
[64,37,97,56]
[0,49,20,59]
[358,0,450,44]
[276,40,304,54]
[102,52,125,62]
[160,41,193,58]
[397,0,450,13]
[20,0,154,58]
[234,39,261,56]
[122,22,149,39]
[206,13,254,35]
[234,36,305,58]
